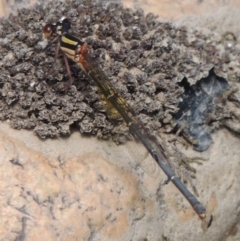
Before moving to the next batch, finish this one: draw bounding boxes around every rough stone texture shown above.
[0,0,239,241]
[0,123,239,241]
[0,123,146,241]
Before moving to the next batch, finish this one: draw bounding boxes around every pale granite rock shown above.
[0,122,240,240]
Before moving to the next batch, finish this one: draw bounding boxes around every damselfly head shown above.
[43,17,71,37]
[43,23,56,37]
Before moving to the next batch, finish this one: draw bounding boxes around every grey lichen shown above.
[0,0,239,148]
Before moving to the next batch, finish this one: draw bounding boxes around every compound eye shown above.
[43,23,53,37]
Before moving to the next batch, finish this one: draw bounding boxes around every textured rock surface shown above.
[0,122,239,241]
[0,0,239,241]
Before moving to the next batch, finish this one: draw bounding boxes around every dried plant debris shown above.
[0,0,240,150]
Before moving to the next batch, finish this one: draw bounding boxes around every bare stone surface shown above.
[0,122,239,241]
[0,123,147,241]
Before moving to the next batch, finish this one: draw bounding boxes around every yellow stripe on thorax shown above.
[61,35,78,46]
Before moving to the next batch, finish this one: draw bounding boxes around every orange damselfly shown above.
[41,16,207,220]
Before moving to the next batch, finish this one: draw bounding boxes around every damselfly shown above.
[41,16,207,220]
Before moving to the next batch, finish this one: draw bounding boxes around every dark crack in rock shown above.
[173,68,229,151]
[0,0,239,148]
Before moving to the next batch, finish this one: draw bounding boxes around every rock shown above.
[0,0,240,240]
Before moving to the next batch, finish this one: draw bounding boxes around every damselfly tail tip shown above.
[199,213,206,219]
